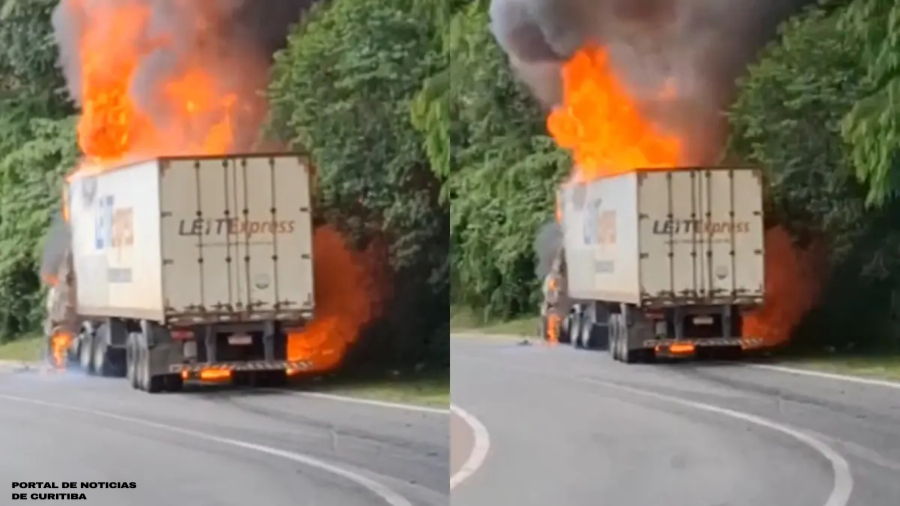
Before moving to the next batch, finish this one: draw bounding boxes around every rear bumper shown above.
[168,360,313,375]
[643,337,763,351]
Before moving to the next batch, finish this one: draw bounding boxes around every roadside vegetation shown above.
[0,0,450,404]
[442,0,900,382]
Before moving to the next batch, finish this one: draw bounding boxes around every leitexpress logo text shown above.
[652,219,750,236]
[178,218,297,238]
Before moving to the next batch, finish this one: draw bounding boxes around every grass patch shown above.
[450,305,539,337]
[297,368,449,408]
[0,333,42,362]
[779,354,900,382]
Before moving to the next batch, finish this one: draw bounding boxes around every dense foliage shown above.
[0,0,452,365]
[4,0,900,351]
[266,0,451,365]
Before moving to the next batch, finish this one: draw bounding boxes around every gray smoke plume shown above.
[51,0,318,155]
[534,221,563,280]
[490,0,813,164]
[40,212,71,285]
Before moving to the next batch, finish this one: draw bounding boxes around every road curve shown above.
[0,370,448,506]
[451,335,900,506]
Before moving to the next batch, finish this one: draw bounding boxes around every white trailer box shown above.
[559,167,765,307]
[67,154,315,324]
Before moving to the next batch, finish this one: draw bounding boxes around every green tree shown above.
[267,0,450,365]
[840,0,900,206]
[0,0,77,341]
[415,0,569,320]
[729,3,900,349]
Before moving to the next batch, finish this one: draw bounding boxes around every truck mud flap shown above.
[642,338,764,348]
[169,360,313,374]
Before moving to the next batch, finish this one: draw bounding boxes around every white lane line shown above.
[0,393,412,506]
[748,364,900,390]
[584,378,853,506]
[449,404,491,490]
[272,390,449,415]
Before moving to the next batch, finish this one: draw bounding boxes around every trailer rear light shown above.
[171,329,193,340]
[199,369,231,381]
[669,343,695,354]
[645,312,665,320]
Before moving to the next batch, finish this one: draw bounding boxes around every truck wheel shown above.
[93,338,112,377]
[590,323,610,351]
[559,314,571,344]
[609,315,620,361]
[126,338,139,389]
[570,314,583,348]
[79,334,95,375]
[163,374,184,392]
[581,318,594,349]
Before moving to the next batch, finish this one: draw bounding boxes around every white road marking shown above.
[449,404,491,490]
[0,393,413,506]
[456,350,854,506]
[748,364,900,390]
[583,378,854,506]
[272,390,450,414]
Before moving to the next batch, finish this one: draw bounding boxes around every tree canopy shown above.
[3,0,900,351]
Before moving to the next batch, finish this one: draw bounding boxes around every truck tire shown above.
[609,314,620,361]
[93,324,121,377]
[126,335,139,389]
[589,323,609,351]
[134,342,163,393]
[570,313,583,348]
[93,338,112,377]
[580,317,594,349]
[163,374,184,392]
[79,334,95,375]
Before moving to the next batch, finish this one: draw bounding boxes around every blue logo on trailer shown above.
[95,195,115,250]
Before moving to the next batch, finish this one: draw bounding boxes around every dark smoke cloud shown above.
[51,0,318,153]
[491,0,814,164]
[40,212,71,285]
[534,221,563,280]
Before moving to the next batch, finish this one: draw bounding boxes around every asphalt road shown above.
[0,369,449,506]
[450,335,900,506]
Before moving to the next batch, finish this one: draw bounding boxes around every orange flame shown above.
[50,331,72,370]
[742,227,824,348]
[548,45,681,182]
[71,1,238,168]
[287,227,385,373]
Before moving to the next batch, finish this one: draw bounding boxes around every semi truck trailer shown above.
[540,166,766,363]
[42,153,316,392]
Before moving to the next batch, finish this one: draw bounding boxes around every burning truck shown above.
[41,154,317,392]
[540,167,767,362]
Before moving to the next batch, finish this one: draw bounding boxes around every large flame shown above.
[742,227,824,348]
[547,45,681,182]
[547,44,821,348]
[287,227,384,372]
[72,1,237,165]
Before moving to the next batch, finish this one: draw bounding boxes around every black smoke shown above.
[51,0,319,155]
[490,0,813,164]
